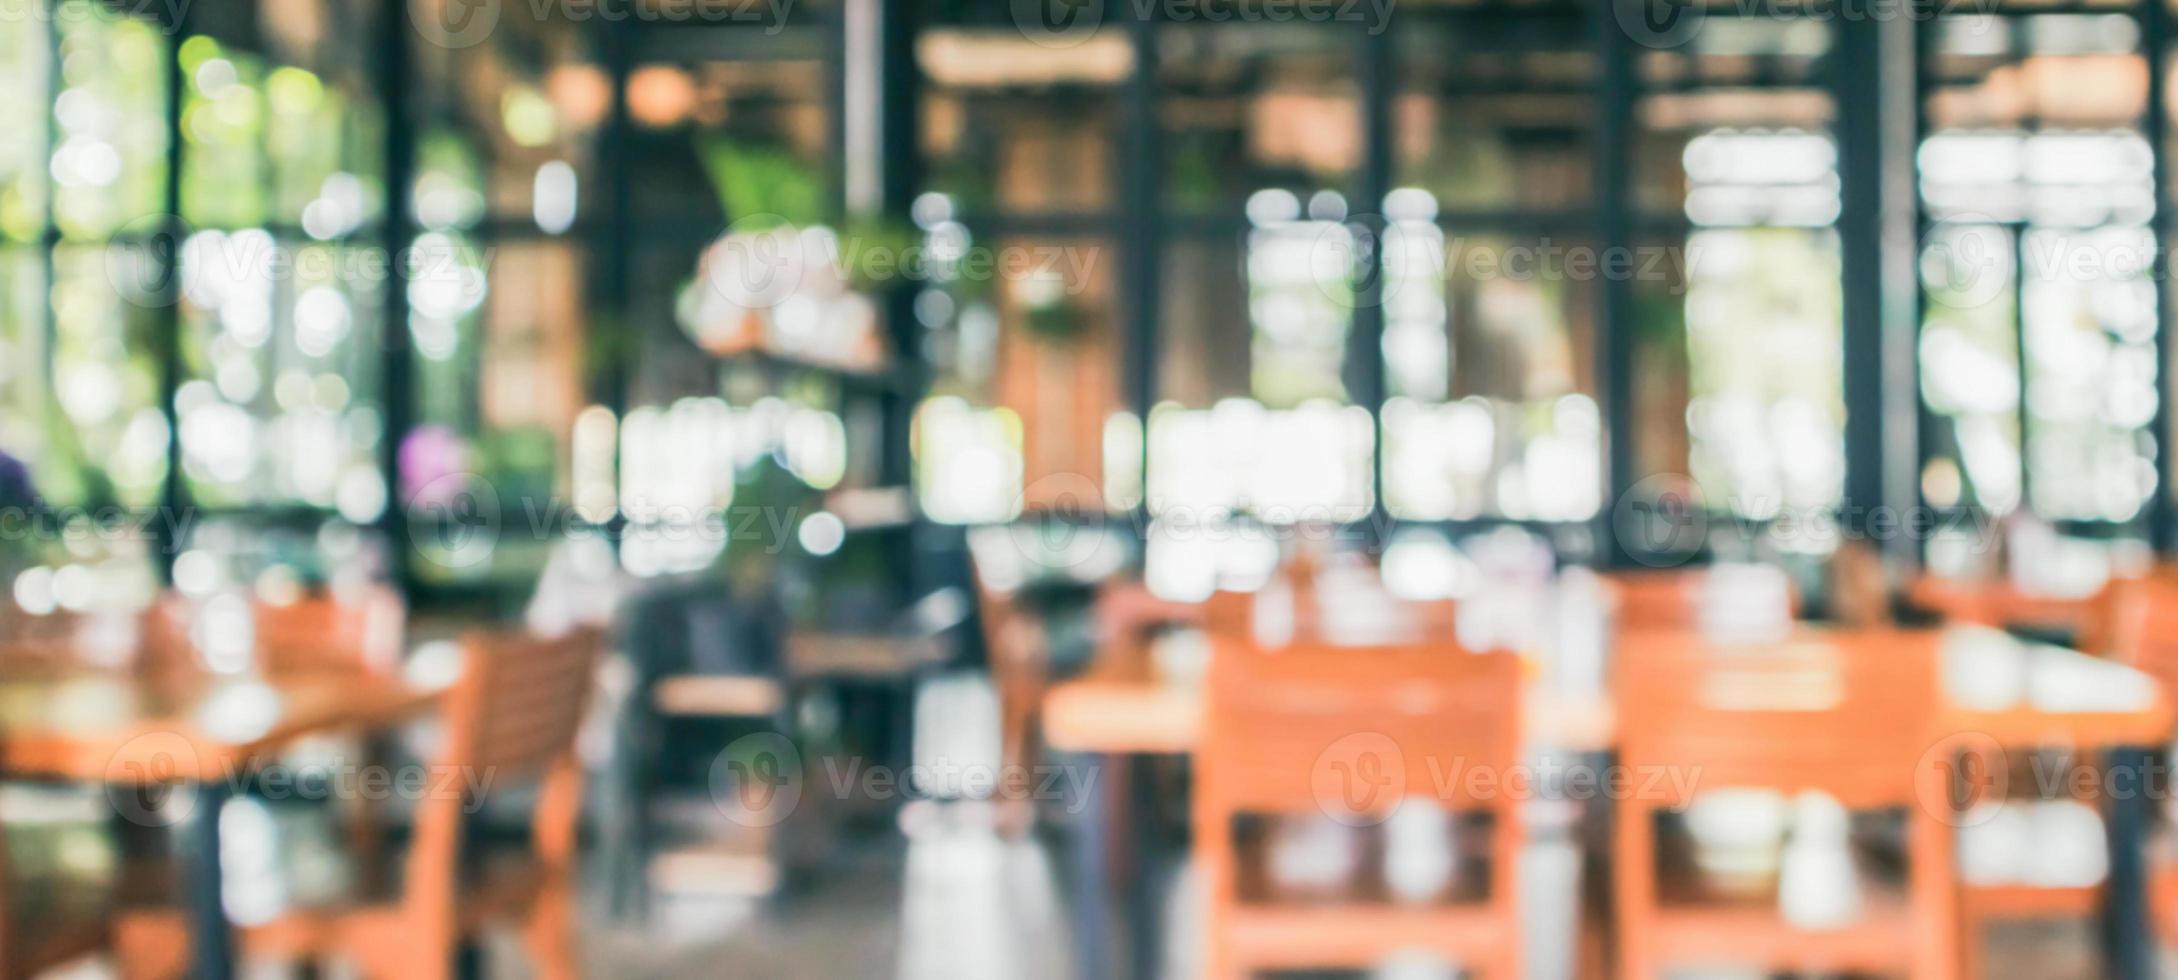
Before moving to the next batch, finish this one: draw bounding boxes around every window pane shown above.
[920,32,1124,215]
[179,39,269,230]
[177,233,386,515]
[1381,222,1602,522]
[1160,23,1359,215]
[0,250,46,470]
[0,11,48,242]
[50,245,166,508]
[53,1,168,242]
[1920,11,2157,525]
[1393,11,1592,212]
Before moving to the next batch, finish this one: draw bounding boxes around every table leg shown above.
[1065,752,1117,980]
[183,780,234,979]
[2100,745,2156,980]
[1125,756,1167,980]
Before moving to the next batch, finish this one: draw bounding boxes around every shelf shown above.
[652,675,786,718]
[787,631,948,680]
[822,486,917,530]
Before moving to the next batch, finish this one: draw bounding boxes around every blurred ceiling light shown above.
[797,512,847,557]
[627,66,697,128]
[548,65,612,130]
[501,86,559,147]
[916,32,1132,87]
[534,160,578,234]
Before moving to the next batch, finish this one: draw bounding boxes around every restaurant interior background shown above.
[11,0,2178,976]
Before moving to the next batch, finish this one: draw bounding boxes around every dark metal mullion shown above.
[152,2,188,579]
[2010,15,2036,518]
[1592,2,1637,570]
[375,0,416,594]
[35,2,58,514]
[1124,14,1161,524]
[1912,0,1942,548]
[596,20,632,418]
[1837,14,1880,543]
[2012,205,2033,514]
[1352,23,1392,534]
[2144,0,2173,552]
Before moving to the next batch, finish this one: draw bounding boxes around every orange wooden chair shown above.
[1197,632,1525,978]
[2102,574,2178,951]
[119,626,602,980]
[1613,629,1959,980]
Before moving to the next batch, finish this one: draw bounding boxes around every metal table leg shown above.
[1125,756,1166,980]
[183,780,234,979]
[2101,745,2157,980]
[1066,752,1117,980]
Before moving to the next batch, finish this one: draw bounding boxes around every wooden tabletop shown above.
[0,665,448,782]
[1905,575,2108,634]
[1043,624,2173,755]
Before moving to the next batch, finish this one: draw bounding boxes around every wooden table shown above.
[0,665,448,979]
[1906,575,2110,641]
[1044,624,2175,980]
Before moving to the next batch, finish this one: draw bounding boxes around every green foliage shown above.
[700,137,825,229]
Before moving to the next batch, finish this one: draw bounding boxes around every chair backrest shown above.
[402,627,603,945]
[1615,628,1941,809]
[2108,572,2178,694]
[1199,634,1523,817]
[439,627,605,777]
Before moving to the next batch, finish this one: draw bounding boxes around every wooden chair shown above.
[2102,574,2178,950]
[331,625,597,979]
[1934,569,2178,971]
[1197,633,1524,978]
[1613,629,1959,980]
[120,626,602,980]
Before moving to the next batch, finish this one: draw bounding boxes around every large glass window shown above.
[1920,10,2159,526]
